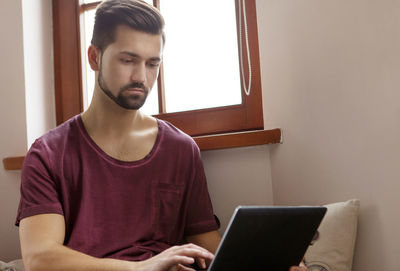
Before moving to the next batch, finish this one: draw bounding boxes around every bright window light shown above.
[161,0,242,113]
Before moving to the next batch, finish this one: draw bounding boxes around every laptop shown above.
[205,206,327,271]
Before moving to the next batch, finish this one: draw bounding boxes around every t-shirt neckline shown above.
[76,114,163,167]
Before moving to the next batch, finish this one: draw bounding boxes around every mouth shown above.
[126,87,145,93]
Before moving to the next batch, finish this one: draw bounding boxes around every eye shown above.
[148,62,160,68]
[120,58,133,64]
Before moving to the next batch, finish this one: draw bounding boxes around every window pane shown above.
[82,9,96,110]
[161,0,242,113]
[81,5,159,115]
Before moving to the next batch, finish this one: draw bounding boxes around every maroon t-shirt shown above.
[16,115,218,260]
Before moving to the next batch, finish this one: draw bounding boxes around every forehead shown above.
[106,25,163,59]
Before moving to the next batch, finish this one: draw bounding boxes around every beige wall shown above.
[0,0,26,262]
[257,0,400,270]
[202,146,274,233]
[0,0,55,261]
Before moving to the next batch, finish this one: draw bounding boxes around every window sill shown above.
[3,156,25,171]
[2,129,281,170]
[193,128,282,151]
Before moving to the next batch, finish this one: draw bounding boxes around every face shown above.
[95,25,163,110]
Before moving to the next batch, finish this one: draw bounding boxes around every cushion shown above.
[304,199,360,271]
[0,259,24,271]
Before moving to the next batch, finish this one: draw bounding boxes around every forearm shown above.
[25,244,136,271]
[186,230,221,254]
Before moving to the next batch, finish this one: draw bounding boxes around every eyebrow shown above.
[119,51,161,62]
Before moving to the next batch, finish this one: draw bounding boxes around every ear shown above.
[88,45,101,71]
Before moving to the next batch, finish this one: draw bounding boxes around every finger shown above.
[162,244,214,269]
[169,255,195,267]
[175,246,214,261]
[196,257,207,270]
[176,263,196,271]
[289,266,308,271]
[181,243,213,255]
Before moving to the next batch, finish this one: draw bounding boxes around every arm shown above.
[20,214,213,271]
[185,230,221,254]
[20,213,136,271]
[185,230,221,269]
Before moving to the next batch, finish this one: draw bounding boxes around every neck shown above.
[81,86,145,136]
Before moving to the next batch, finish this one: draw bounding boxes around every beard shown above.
[97,65,150,110]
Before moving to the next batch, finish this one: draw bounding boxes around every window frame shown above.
[52,0,264,137]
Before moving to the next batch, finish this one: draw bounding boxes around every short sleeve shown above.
[15,139,63,226]
[184,146,219,236]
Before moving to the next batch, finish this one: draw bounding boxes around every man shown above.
[16,1,307,270]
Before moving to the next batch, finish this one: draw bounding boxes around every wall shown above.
[0,0,27,262]
[202,145,274,233]
[0,0,55,261]
[23,0,56,148]
[257,0,400,270]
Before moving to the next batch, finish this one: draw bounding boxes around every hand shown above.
[289,261,308,271]
[137,243,214,271]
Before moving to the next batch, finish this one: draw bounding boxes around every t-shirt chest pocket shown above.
[152,181,185,242]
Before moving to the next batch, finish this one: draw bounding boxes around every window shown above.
[53,0,264,136]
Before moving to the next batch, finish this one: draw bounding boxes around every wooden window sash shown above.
[53,0,84,125]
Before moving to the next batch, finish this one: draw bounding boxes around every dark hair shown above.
[91,0,165,52]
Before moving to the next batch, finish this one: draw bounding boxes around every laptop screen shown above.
[207,206,326,271]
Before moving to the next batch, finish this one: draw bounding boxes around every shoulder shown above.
[157,119,200,153]
[23,115,82,177]
[29,115,80,155]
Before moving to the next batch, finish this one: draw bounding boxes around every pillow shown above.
[304,199,360,271]
[0,259,24,271]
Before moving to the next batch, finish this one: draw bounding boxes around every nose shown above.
[130,62,146,84]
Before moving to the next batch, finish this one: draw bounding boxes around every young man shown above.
[16,1,307,270]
